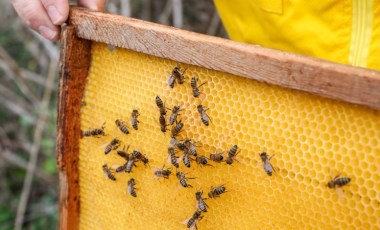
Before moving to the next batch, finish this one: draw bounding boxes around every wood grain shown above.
[56,25,91,230]
[68,7,380,110]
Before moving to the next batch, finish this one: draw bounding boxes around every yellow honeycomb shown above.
[79,42,380,230]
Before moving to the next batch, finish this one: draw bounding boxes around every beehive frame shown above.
[57,7,380,230]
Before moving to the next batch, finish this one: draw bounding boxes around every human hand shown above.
[12,0,106,41]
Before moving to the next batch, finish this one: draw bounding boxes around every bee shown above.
[102,164,116,181]
[82,122,105,137]
[169,105,183,125]
[195,190,208,212]
[327,175,351,189]
[125,154,137,173]
[183,210,203,230]
[115,119,129,134]
[170,138,181,148]
[195,155,212,167]
[183,151,192,168]
[117,146,130,161]
[159,114,168,133]
[127,178,137,197]
[104,138,120,155]
[132,150,149,165]
[168,65,187,88]
[167,73,176,88]
[191,77,207,98]
[168,147,179,168]
[226,145,240,165]
[170,138,188,152]
[259,152,275,176]
[115,162,128,173]
[184,139,198,156]
[171,120,184,138]
[176,171,195,188]
[154,165,172,179]
[208,185,226,198]
[155,96,167,115]
[131,109,140,130]
[197,104,210,126]
[210,152,224,163]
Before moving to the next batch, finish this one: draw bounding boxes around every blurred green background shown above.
[0,0,226,229]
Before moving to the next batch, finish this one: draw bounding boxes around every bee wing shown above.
[177,154,184,163]
[112,164,126,173]
[195,200,200,210]
[150,165,161,171]
[181,216,192,225]
[111,164,121,169]
[264,162,274,174]
[100,142,109,148]
[335,186,346,199]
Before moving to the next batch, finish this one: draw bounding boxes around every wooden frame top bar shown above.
[69,7,380,109]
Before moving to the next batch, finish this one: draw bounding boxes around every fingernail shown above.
[47,5,63,24]
[39,25,58,40]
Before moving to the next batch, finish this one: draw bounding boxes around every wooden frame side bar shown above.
[56,26,91,230]
[68,7,380,110]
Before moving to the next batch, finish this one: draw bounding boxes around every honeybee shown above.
[168,147,179,168]
[127,178,137,197]
[117,146,130,161]
[132,150,149,165]
[115,119,129,134]
[159,114,168,133]
[153,165,172,179]
[170,138,181,148]
[170,138,188,152]
[197,104,210,126]
[183,210,203,230]
[327,175,351,189]
[82,122,105,137]
[115,162,128,173]
[167,73,176,88]
[131,109,140,130]
[259,152,275,176]
[195,190,208,212]
[208,185,226,198]
[169,105,183,125]
[176,171,195,188]
[195,155,212,167]
[155,96,167,115]
[226,145,240,165]
[183,151,192,168]
[168,65,187,88]
[210,152,224,163]
[102,164,116,181]
[184,139,198,156]
[125,155,136,173]
[171,120,184,138]
[191,77,207,98]
[104,138,120,155]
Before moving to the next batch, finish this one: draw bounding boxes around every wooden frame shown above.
[57,26,91,230]
[57,6,380,230]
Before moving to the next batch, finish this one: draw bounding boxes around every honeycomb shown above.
[79,42,380,230]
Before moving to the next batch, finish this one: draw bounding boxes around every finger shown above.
[12,0,60,41]
[41,0,69,25]
[78,0,107,11]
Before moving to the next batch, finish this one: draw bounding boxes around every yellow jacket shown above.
[215,0,380,71]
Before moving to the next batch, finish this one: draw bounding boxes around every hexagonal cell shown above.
[78,42,380,229]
